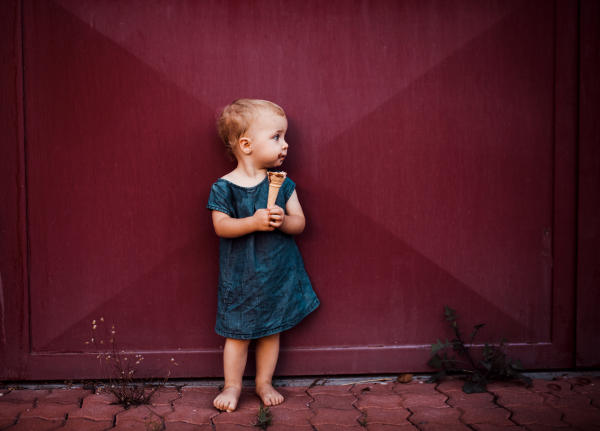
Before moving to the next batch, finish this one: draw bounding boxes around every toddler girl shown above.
[207,99,320,412]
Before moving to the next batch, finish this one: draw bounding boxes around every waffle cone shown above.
[267,171,287,207]
[267,184,282,206]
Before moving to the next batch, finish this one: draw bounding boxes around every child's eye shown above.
[273,134,279,141]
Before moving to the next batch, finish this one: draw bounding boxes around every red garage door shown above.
[1,0,577,379]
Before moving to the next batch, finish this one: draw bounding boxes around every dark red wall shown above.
[0,0,595,380]
[577,0,600,367]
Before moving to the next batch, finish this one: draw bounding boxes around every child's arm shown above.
[212,209,274,238]
[267,190,305,235]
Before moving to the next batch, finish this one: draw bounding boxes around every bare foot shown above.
[214,386,241,412]
[256,383,284,406]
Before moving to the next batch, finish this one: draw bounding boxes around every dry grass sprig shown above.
[87,318,178,409]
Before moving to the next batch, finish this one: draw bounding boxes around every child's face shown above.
[244,111,288,168]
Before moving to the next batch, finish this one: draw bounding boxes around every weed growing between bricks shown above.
[144,411,162,431]
[86,318,178,409]
[426,305,533,393]
[358,408,368,426]
[254,403,273,429]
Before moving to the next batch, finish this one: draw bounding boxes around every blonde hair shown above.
[217,99,286,160]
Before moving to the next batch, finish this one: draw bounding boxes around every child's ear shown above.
[239,137,252,155]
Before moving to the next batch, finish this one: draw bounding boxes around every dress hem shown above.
[214,299,320,340]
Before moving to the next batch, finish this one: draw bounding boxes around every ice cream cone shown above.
[267,171,287,206]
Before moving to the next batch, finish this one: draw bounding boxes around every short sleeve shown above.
[207,181,234,217]
[283,177,296,202]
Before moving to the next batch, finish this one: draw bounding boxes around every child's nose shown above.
[282,140,289,150]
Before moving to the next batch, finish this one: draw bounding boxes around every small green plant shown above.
[255,404,273,429]
[426,306,532,394]
[358,409,368,427]
[86,318,178,409]
[145,411,162,431]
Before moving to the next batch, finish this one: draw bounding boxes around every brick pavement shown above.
[1,376,599,430]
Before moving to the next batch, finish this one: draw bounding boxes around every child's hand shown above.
[267,205,286,229]
[252,209,275,231]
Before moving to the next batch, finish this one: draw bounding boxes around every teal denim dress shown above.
[207,174,319,339]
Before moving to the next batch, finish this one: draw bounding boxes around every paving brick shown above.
[214,423,254,430]
[471,425,524,431]
[68,401,124,421]
[272,394,312,410]
[0,402,34,419]
[542,391,597,410]
[528,378,571,394]
[146,388,180,406]
[179,386,222,393]
[179,387,221,395]
[509,405,565,427]
[234,389,262,411]
[361,406,411,425]
[268,405,313,426]
[355,394,404,410]
[394,381,439,395]
[350,382,396,395]
[61,418,113,430]
[173,388,220,408]
[485,381,531,394]
[19,403,79,420]
[366,425,415,431]
[309,394,357,410]
[275,387,310,397]
[163,406,219,425]
[571,380,600,397]
[268,425,313,431]
[445,391,495,408]
[215,424,255,431]
[495,390,546,408]
[115,405,172,423]
[164,422,213,431]
[525,425,580,431]
[559,406,600,428]
[0,390,50,404]
[37,388,91,405]
[310,408,362,426]
[457,406,513,426]
[561,376,600,392]
[418,425,472,431]
[435,378,465,393]
[311,426,362,431]
[3,418,63,430]
[400,393,448,409]
[211,408,257,426]
[307,386,352,396]
[111,421,149,430]
[83,390,119,405]
[408,406,462,426]
[0,417,16,430]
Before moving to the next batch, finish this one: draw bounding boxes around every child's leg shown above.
[214,338,250,412]
[254,332,284,406]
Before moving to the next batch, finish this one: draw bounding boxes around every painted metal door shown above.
[1,0,578,379]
